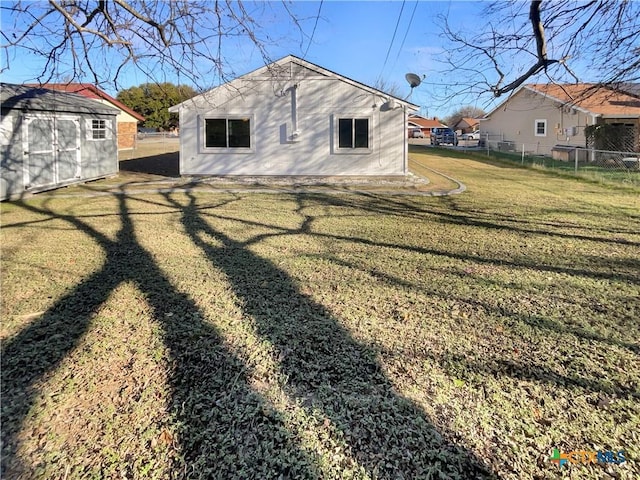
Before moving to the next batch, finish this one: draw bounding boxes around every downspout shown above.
[179,106,184,175]
[403,105,408,175]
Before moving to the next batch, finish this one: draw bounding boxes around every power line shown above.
[303,0,324,59]
[379,0,406,78]
[391,0,419,73]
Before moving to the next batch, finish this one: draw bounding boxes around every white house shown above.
[169,55,418,176]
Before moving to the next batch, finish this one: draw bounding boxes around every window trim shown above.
[86,118,112,141]
[200,115,254,153]
[332,115,372,155]
[534,119,547,137]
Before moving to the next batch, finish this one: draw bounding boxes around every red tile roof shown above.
[525,84,640,117]
[460,117,479,128]
[408,115,444,128]
[29,83,145,122]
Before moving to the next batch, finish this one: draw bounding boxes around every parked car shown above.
[137,127,158,139]
[430,127,458,146]
[460,131,480,140]
[410,128,425,138]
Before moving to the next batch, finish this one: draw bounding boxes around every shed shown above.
[29,83,145,150]
[1,83,118,200]
[168,55,418,176]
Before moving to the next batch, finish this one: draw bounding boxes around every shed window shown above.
[338,118,369,148]
[92,119,106,140]
[535,119,547,137]
[205,118,251,148]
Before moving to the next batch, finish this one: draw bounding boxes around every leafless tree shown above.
[444,106,486,131]
[437,0,640,103]
[373,78,404,99]
[1,0,314,89]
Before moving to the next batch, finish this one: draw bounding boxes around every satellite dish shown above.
[405,73,422,88]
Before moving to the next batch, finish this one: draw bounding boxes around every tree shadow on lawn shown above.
[304,252,640,359]
[297,193,640,283]
[318,192,640,248]
[162,190,496,479]
[1,193,320,478]
[179,192,639,357]
[2,191,496,479]
[179,191,638,398]
[119,151,179,177]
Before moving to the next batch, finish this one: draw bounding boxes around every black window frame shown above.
[337,117,370,149]
[203,117,252,149]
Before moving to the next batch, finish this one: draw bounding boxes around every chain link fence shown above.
[118,132,180,161]
[479,135,640,186]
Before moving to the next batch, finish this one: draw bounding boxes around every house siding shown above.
[174,59,411,176]
[482,89,596,155]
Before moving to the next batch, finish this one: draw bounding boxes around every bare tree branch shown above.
[436,0,640,105]
[1,0,313,89]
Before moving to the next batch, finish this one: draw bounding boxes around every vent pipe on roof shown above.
[290,84,300,140]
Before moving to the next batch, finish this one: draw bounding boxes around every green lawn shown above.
[2,150,639,479]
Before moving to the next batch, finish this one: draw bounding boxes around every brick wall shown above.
[118,122,137,150]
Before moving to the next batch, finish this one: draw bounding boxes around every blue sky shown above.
[0,1,527,119]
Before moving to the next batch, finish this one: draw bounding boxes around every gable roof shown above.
[486,83,640,119]
[170,55,419,112]
[451,117,480,130]
[1,83,119,115]
[29,83,145,122]
[408,115,444,128]
[460,117,479,128]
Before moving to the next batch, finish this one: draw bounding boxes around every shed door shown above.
[56,118,81,182]
[24,115,80,189]
[25,117,56,188]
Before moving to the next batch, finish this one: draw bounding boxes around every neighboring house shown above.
[169,55,418,176]
[1,83,118,200]
[452,117,479,135]
[482,83,640,155]
[408,114,446,138]
[29,83,145,150]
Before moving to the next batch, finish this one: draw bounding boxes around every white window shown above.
[203,117,252,150]
[86,118,111,141]
[92,119,106,139]
[534,119,547,137]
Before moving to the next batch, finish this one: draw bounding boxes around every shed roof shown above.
[1,83,119,116]
[31,83,145,122]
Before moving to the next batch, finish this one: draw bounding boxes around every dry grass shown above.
[1,149,638,479]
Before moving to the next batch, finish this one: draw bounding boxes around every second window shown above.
[338,118,369,149]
